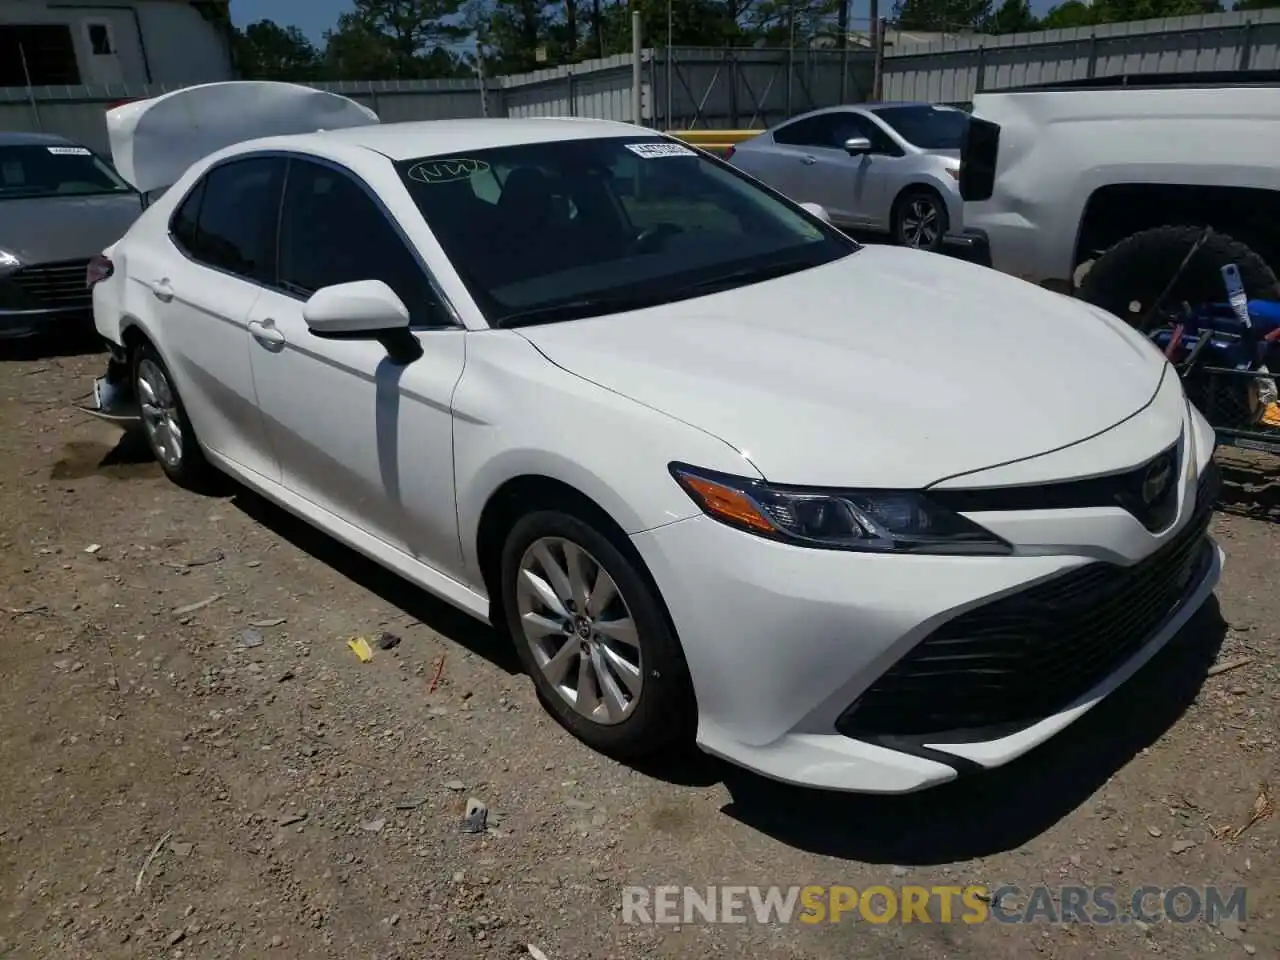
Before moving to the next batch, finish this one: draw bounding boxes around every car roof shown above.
[0,130,81,147]
[773,101,952,126]
[270,117,647,162]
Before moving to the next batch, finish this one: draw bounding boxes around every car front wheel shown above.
[500,509,695,759]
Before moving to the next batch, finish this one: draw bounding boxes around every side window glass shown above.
[773,117,824,147]
[169,178,204,255]
[187,157,285,283]
[278,159,440,327]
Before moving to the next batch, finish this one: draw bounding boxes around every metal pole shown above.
[785,4,795,118]
[870,16,880,100]
[631,10,642,125]
[838,0,850,103]
[666,0,673,128]
[477,41,489,117]
[18,41,42,131]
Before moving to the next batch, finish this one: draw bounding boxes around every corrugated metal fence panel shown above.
[651,47,875,130]
[882,9,1280,102]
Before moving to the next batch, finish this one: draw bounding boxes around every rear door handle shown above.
[148,278,174,302]
[247,319,286,345]
[800,155,817,165]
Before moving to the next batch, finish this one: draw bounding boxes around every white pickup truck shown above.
[949,78,1280,322]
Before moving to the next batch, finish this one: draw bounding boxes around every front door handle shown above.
[247,319,286,345]
[149,278,174,302]
[800,155,817,165]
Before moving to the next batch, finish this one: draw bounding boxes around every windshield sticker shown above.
[407,158,490,184]
[625,142,697,159]
[47,146,91,156]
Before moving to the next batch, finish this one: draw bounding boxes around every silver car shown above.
[0,131,142,340]
[728,102,967,250]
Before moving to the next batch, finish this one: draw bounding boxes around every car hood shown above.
[0,193,142,264]
[518,245,1165,488]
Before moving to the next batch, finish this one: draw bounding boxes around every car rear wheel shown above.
[892,187,948,250]
[132,343,214,488]
[500,509,695,759]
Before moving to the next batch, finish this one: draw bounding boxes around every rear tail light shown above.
[723,145,736,162]
[86,254,113,288]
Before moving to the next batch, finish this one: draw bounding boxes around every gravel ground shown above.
[0,342,1276,960]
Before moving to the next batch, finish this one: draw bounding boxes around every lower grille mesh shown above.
[837,462,1220,742]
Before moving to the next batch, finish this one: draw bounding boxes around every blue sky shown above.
[230,0,1059,45]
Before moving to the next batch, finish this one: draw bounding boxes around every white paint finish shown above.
[90,107,1223,792]
[302,280,410,335]
[520,244,1164,488]
[964,85,1280,287]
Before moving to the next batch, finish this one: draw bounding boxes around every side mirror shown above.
[843,137,872,156]
[304,279,423,364]
[798,201,831,224]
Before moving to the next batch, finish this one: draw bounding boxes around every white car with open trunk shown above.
[84,82,1223,793]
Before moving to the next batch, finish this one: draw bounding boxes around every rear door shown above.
[766,112,876,226]
[140,156,285,479]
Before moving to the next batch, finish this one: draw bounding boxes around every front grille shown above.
[8,259,92,310]
[837,461,1220,742]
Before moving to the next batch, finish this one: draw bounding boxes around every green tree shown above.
[890,0,993,31]
[985,0,1039,32]
[323,0,471,79]
[233,19,321,81]
[1234,0,1280,9]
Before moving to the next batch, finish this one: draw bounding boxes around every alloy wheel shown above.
[900,197,940,248]
[515,536,643,725]
[136,358,184,469]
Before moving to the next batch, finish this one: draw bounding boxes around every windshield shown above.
[0,143,135,200]
[870,105,969,150]
[395,136,856,326]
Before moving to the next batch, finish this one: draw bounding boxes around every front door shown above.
[246,157,467,575]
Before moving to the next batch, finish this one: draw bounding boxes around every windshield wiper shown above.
[672,254,834,297]
[492,291,675,328]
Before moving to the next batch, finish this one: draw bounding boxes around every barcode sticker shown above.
[625,142,697,159]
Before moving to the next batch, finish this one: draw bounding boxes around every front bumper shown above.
[631,447,1221,794]
[940,227,992,267]
[0,306,92,340]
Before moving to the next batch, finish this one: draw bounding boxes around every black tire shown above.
[131,341,215,488]
[500,509,696,759]
[1079,225,1279,331]
[891,187,949,251]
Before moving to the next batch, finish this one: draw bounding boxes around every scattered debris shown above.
[135,830,172,894]
[7,603,49,619]
[279,813,308,827]
[462,797,489,834]
[278,669,295,683]
[361,818,386,833]
[528,945,551,960]
[167,928,186,946]
[1219,918,1244,941]
[172,594,223,618]
[1170,839,1197,855]
[347,637,374,663]
[238,629,264,649]
[250,617,287,628]
[376,631,402,650]
[428,654,447,693]
[1207,657,1253,677]
[84,543,101,554]
[1146,826,1163,838]
[183,549,224,567]
[170,841,194,858]
[395,798,427,810]
[445,780,466,792]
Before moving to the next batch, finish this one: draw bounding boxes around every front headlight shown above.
[0,250,20,275]
[670,463,1011,555]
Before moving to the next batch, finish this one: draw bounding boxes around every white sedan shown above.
[86,109,1223,793]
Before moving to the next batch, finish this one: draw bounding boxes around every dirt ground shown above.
[0,341,1276,960]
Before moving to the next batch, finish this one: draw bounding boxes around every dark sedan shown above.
[0,131,142,339]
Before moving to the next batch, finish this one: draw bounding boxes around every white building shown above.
[0,0,234,88]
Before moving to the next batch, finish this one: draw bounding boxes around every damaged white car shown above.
[84,82,1223,793]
